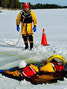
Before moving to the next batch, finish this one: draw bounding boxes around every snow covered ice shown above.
[0,9,67,89]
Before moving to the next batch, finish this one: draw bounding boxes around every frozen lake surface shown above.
[0,9,67,89]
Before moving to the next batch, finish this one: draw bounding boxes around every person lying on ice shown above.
[0,60,65,84]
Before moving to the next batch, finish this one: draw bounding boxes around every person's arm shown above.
[16,12,21,26]
[30,10,37,26]
[16,12,21,32]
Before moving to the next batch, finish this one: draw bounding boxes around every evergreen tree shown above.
[0,0,66,9]
[4,0,9,8]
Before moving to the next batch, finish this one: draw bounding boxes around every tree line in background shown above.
[0,0,67,9]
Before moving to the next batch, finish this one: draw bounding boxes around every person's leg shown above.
[29,35,33,50]
[22,35,28,49]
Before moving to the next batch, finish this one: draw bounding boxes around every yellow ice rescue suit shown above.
[16,10,37,35]
[16,9,37,49]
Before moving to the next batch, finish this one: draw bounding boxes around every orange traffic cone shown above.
[41,28,48,46]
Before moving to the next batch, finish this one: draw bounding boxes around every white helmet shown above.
[19,60,27,68]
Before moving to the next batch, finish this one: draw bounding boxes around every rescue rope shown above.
[0,51,36,63]
[0,33,21,47]
[33,44,42,52]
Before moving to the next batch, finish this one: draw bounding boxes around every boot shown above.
[25,43,28,50]
[30,43,33,50]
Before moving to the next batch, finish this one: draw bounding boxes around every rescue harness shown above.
[21,10,32,23]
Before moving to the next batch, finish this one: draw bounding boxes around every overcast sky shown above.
[19,0,67,6]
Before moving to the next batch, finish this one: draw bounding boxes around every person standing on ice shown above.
[16,3,37,50]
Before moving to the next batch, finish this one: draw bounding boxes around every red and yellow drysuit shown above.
[0,61,65,84]
[3,61,64,78]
